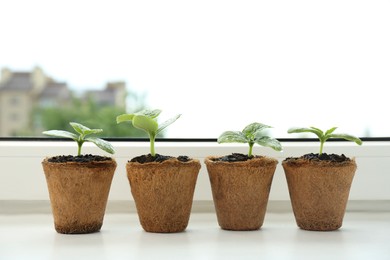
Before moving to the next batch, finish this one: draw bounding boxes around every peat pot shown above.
[42,157,117,234]
[282,157,357,231]
[126,158,201,233]
[205,156,278,231]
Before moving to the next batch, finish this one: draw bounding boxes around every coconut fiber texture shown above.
[42,158,117,234]
[205,156,278,231]
[282,158,357,231]
[126,158,201,233]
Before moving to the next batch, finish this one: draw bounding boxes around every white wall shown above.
[1,141,389,201]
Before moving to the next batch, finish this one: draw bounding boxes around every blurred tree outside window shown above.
[0,67,148,138]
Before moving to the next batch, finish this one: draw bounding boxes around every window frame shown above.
[1,138,390,202]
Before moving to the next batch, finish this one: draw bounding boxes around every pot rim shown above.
[42,156,116,167]
[204,155,278,167]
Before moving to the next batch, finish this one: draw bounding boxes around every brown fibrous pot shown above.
[282,158,357,231]
[42,158,116,234]
[126,158,201,233]
[205,156,278,231]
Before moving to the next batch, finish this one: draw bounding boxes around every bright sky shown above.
[1,0,390,138]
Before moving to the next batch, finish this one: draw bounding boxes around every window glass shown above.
[0,0,389,138]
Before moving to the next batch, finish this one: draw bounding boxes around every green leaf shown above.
[70,122,102,136]
[83,128,103,136]
[157,114,181,134]
[43,122,114,155]
[70,122,90,135]
[85,137,115,154]
[288,127,323,139]
[289,126,362,154]
[325,127,338,136]
[287,127,312,133]
[117,110,162,124]
[132,115,159,134]
[116,114,135,124]
[218,131,248,144]
[242,122,271,137]
[329,133,363,145]
[309,126,324,134]
[255,136,283,151]
[135,109,162,118]
[117,109,180,156]
[42,130,78,141]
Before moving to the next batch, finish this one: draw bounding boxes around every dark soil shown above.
[286,153,351,163]
[47,154,112,163]
[130,153,191,163]
[212,153,260,162]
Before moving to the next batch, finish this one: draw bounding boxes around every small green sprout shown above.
[116,109,181,157]
[287,126,362,155]
[218,122,283,157]
[42,122,115,156]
